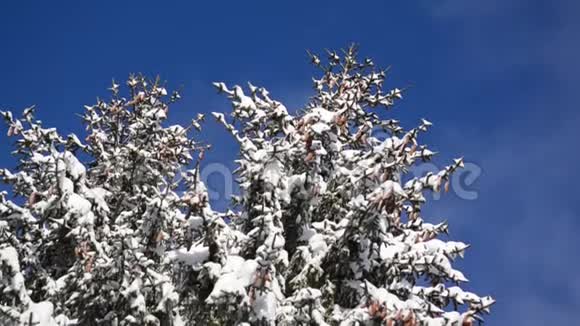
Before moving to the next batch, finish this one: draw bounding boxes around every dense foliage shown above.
[0,47,493,325]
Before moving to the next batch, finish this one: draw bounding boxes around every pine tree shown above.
[0,46,494,325]
[0,77,210,325]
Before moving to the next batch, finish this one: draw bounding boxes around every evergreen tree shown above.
[0,47,493,325]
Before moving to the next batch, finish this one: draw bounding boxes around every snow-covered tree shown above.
[206,45,494,325]
[0,46,494,326]
[0,76,211,325]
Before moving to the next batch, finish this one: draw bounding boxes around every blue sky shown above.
[1,1,578,323]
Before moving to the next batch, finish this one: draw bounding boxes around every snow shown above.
[233,85,257,111]
[187,215,204,229]
[308,234,328,258]
[310,122,330,135]
[341,149,360,161]
[380,242,408,261]
[166,246,209,269]
[63,193,92,220]
[0,246,19,271]
[58,174,74,195]
[253,291,276,323]
[64,151,86,180]
[369,180,407,201]
[20,302,57,326]
[308,107,336,124]
[206,256,259,304]
[123,279,146,314]
[54,314,77,326]
[81,186,110,213]
[263,160,283,186]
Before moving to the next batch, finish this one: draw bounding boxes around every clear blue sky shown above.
[1,1,578,324]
